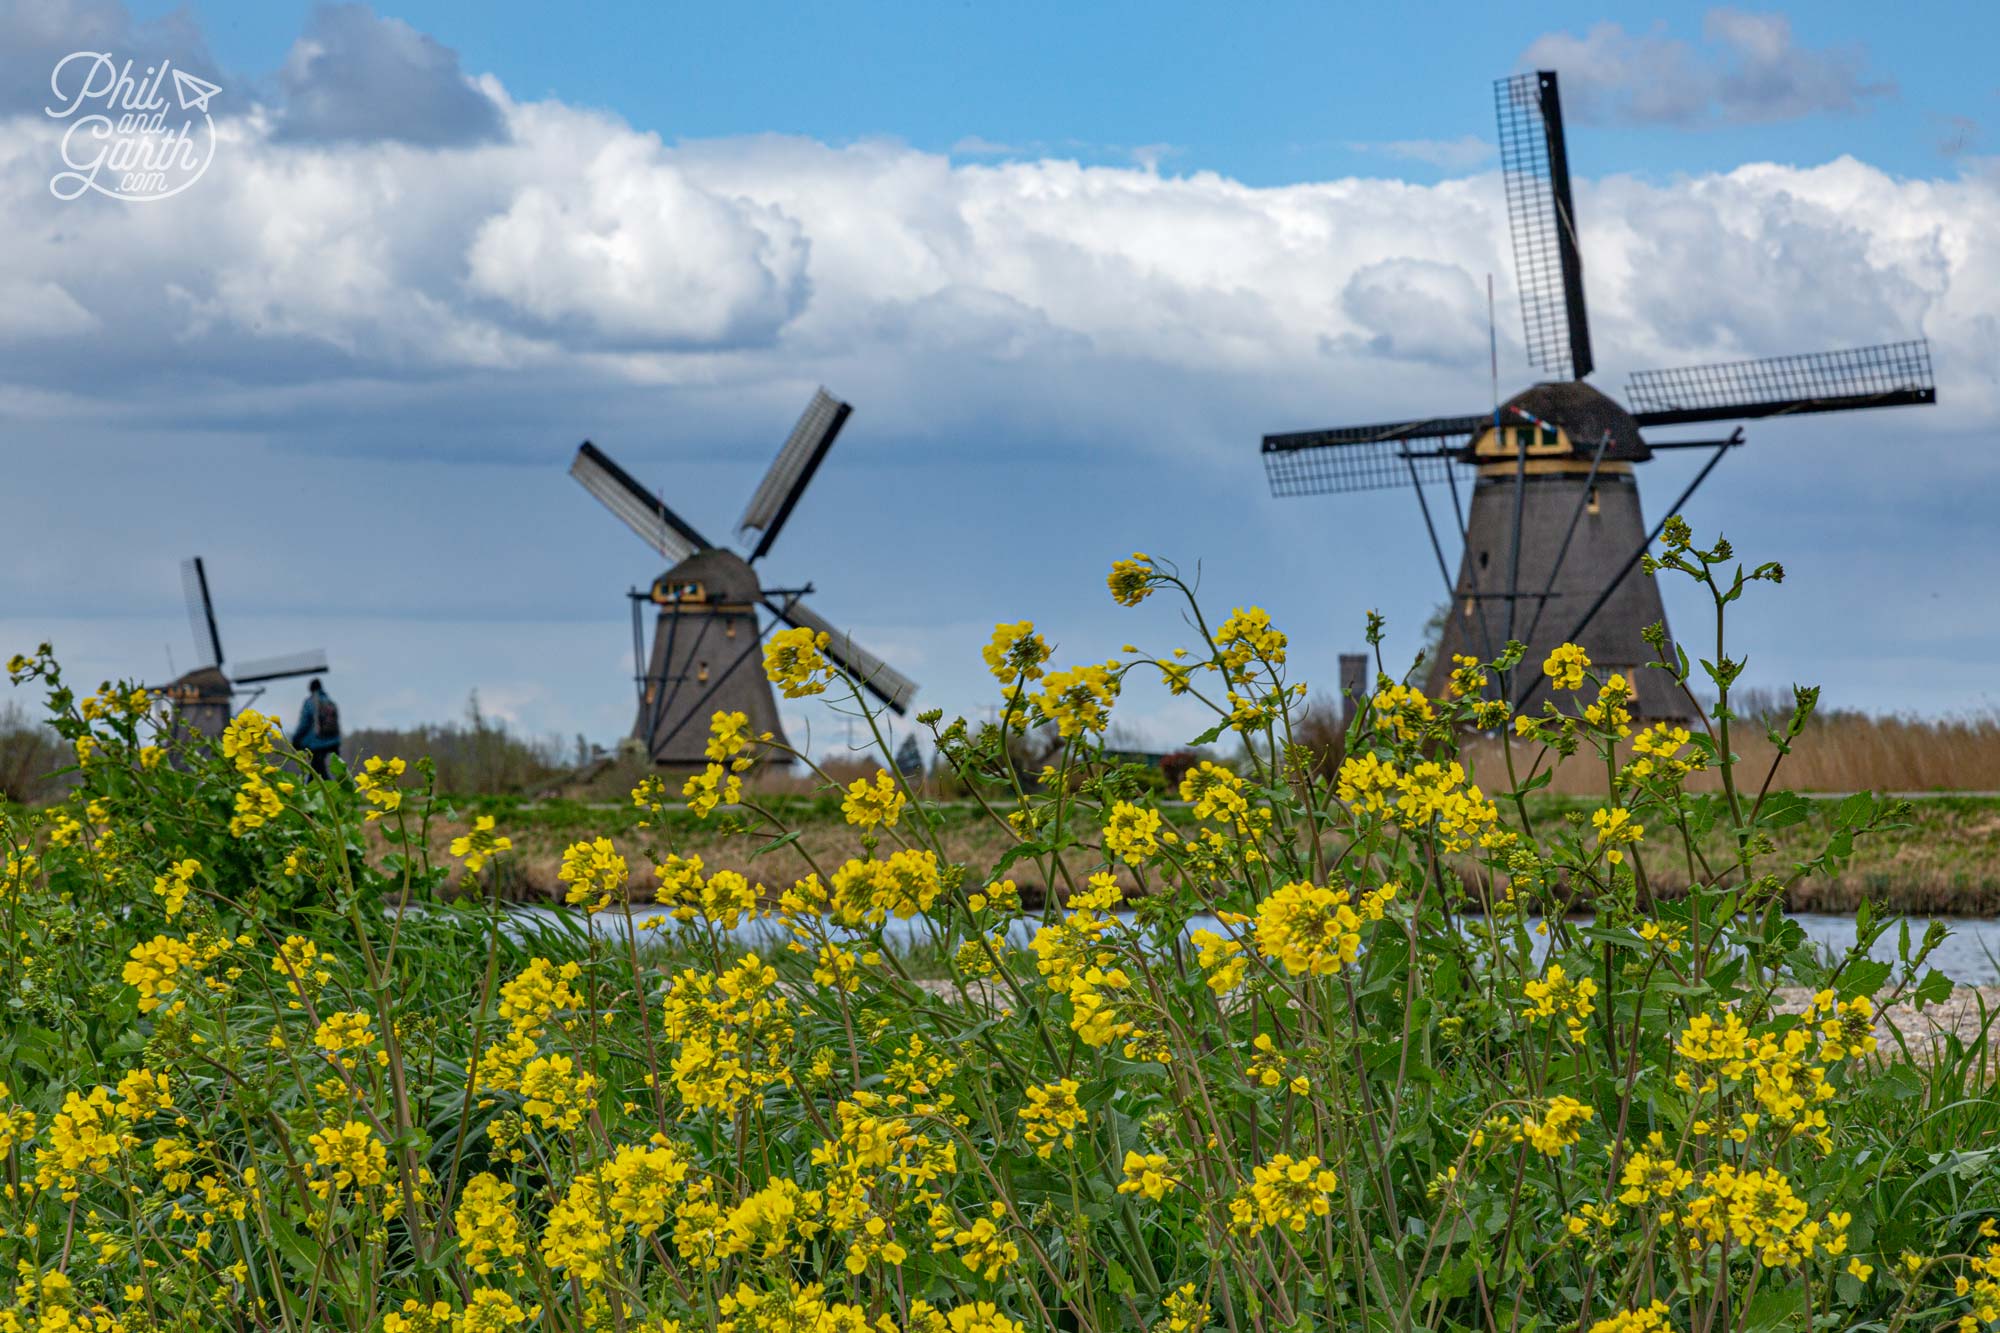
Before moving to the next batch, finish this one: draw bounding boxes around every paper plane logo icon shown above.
[171,67,220,113]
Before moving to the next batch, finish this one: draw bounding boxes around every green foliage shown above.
[0,536,1995,1333]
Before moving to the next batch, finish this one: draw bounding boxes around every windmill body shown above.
[1261,70,1936,715]
[634,549,791,766]
[570,390,917,769]
[163,665,233,740]
[1436,383,1681,716]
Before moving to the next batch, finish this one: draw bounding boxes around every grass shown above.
[1460,707,2000,795]
[418,790,2000,916]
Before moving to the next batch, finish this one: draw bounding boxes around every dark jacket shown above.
[292,691,341,752]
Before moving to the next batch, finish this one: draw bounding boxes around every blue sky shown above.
[2,0,1996,756]
[134,0,1995,181]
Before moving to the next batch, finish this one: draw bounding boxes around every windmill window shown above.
[697,661,710,683]
[725,619,738,639]
[1478,550,1489,569]
[1587,486,1601,514]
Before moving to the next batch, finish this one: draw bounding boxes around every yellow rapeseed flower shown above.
[764,626,834,698]
[1018,1079,1087,1157]
[841,770,906,829]
[1107,554,1155,606]
[982,620,1050,685]
[1544,642,1590,691]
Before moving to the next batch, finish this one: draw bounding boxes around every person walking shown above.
[291,678,342,778]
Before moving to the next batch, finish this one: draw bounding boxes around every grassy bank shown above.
[416,790,2000,916]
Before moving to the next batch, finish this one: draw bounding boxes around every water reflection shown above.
[503,905,2000,987]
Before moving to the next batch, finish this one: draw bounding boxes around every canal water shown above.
[507,906,2000,987]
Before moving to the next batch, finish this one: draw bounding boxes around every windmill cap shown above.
[1487,381,1651,462]
[656,547,763,602]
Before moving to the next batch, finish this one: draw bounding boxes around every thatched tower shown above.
[1424,381,1683,718]
[162,665,232,740]
[635,549,791,768]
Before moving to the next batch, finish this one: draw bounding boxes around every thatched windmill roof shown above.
[1500,381,1651,462]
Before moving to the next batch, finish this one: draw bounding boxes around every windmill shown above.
[1261,70,1936,717]
[160,556,331,738]
[569,389,918,767]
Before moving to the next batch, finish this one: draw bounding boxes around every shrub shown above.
[346,691,574,796]
[0,526,1990,1333]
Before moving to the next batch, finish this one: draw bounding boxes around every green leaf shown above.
[1875,1061,1924,1102]
[1418,1253,1477,1303]
[1742,1279,1802,1331]
[751,829,804,858]
[1106,1260,1135,1298]
[1757,790,1813,829]
[1914,968,1954,1009]
[1838,959,1892,1000]
[989,841,1044,877]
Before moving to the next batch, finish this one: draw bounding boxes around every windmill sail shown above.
[570,443,711,565]
[230,650,330,685]
[738,389,852,562]
[1497,70,1593,381]
[1627,340,1936,427]
[181,556,223,668]
[763,596,917,714]
[1262,415,1487,497]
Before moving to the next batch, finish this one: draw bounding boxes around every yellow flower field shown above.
[0,523,1994,1333]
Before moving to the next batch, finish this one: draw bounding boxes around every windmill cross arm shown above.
[1626,340,1936,428]
[738,389,853,564]
[181,556,223,669]
[1631,387,1936,429]
[570,442,712,563]
[229,650,330,684]
[1496,69,1593,383]
[763,595,918,714]
[1261,412,1489,499]
[1262,413,1490,453]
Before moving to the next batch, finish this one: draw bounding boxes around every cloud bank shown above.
[4,87,1992,451]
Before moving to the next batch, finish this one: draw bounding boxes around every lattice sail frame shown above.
[1262,416,1487,498]
[570,443,711,567]
[738,389,852,561]
[1627,340,1935,426]
[764,595,917,715]
[181,557,223,669]
[229,650,330,685]
[1496,71,1592,382]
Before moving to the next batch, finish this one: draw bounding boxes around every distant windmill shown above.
[1261,70,1936,716]
[570,389,918,767]
[160,557,330,738]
